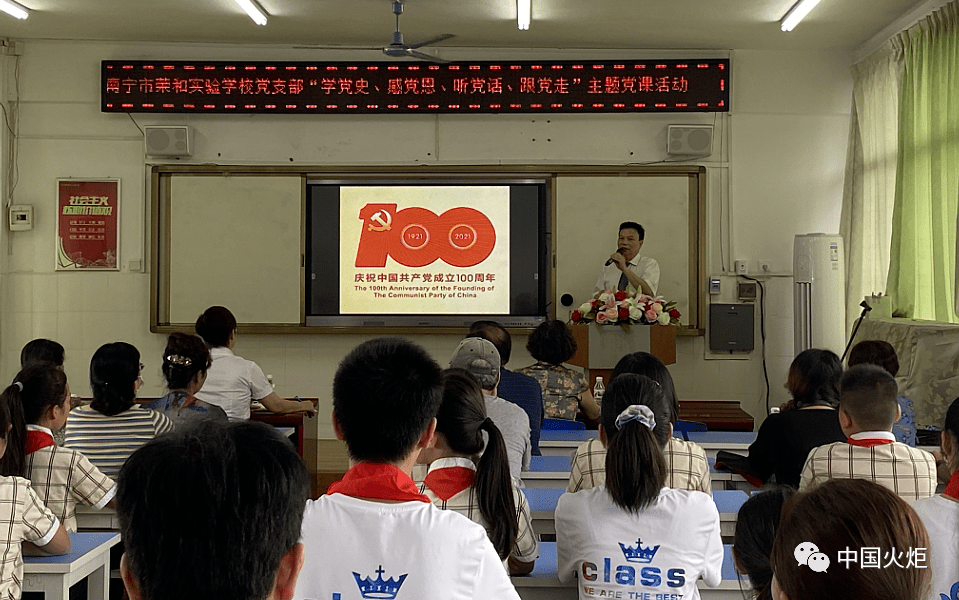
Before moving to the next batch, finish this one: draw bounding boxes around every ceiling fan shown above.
[294,1,455,63]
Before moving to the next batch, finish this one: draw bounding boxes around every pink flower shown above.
[596,311,609,324]
[605,307,619,322]
[645,309,658,322]
[605,296,617,310]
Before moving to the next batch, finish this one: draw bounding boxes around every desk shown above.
[74,506,118,530]
[251,406,316,458]
[23,531,121,600]
[679,401,754,431]
[522,456,571,489]
[511,542,748,600]
[685,431,756,458]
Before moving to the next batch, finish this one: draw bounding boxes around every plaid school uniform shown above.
[0,476,60,600]
[799,432,938,501]
[568,436,711,494]
[24,425,116,532]
[418,457,538,570]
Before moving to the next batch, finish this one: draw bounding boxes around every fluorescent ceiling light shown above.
[517,0,530,30]
[0,0,29,20]
[780,0,821,31]
[234,0,268,26]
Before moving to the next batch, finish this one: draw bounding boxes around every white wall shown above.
[0,41,852,441]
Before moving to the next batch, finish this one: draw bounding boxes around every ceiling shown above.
[0,0,929,53]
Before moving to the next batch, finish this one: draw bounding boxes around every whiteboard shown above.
[167,175,302,324]
[555,175,692,325]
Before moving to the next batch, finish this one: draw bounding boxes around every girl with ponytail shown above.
[556,373,722,600]
[146,332,227,424]
[3,363,115,532]
[0,379,70,598]
[912,396,959,600]
[416,369,538,575]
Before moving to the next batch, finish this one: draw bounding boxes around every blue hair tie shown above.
[615,404,656,431]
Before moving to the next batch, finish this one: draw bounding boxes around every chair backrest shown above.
[541,417,586,430]
[674,419,707,433]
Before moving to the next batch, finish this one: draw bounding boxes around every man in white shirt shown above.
[294,338,519,600]
[594,221,660,296]
[450,337,531,481]
[193,306,315,420]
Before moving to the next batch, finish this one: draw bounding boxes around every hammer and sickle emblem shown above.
[368,210,392,232]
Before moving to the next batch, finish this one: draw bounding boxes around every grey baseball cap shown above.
[449,337,501,377]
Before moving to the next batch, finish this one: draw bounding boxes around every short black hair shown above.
[20,339,65,368]
[117,420,308,600]
[333,338,443,462]
[468,320,512,365]
[195,306,237,348]
[611,352,680,424]
[848,340,899,376]
[840,364,898,431]
[90,342,140,416]
[526,320,577,365]
[619,221,645,240]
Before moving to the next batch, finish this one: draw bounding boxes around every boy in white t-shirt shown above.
[294,338,520,600]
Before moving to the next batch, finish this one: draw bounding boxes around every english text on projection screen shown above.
[339,186,511,315]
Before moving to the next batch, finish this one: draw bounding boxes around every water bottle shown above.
[267,374,275,389]
[593,377,605,402]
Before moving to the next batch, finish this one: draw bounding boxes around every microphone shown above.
[859,300,872,312]
[605,249,623,266]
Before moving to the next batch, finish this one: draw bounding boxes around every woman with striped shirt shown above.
[64,342,173,478]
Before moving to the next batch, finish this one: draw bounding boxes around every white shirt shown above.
[194,346,272,421]
[294,493,520,600]
[912,494,959,600]
[595,254,660,295]
[555,486,722,600]
[483,394,532,481]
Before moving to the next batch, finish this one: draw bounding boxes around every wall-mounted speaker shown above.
[667,125,713,156]
[144,126,192,157]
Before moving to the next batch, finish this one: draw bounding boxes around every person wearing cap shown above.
[450,338,531,481]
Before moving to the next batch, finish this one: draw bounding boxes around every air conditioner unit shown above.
[794,234,845,356]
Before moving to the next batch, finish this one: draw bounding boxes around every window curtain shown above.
[887,1,959,322]
[840,41,904,332]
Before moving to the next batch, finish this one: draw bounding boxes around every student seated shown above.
[193,306,316,420]
[517,320,600,422]
[747,349,845,488]
[847,340,917,446]
[912,396,959,600]
[568,352,710,494]
[146,332,228,425]
[468,321,543,456]
[416,369,537,575]
[116,420,308,600]
[799,364,937,500]
[556,374,722,600]
[294,338,519,600]
[770,479,930,600]
[732,487,795,600]
[4,364,115,532]
[0,382,70,599]
[64,342,173,478]
[449,337,531,481]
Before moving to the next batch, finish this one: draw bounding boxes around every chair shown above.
[541,417,586,430]
[673,419,707,441]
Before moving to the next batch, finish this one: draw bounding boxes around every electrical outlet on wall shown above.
[734,260,748,275]
[759,260,772,274]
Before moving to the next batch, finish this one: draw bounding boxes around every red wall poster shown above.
[56,179,120,270]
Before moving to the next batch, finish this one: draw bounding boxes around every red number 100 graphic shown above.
[354,203,497,268]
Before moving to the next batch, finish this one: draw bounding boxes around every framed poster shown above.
[56,179,120,271]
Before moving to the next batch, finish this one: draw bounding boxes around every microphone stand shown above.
[841,300,873,363]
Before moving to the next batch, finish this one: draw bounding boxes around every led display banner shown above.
[101,59,729,114]
[338,186,511,315]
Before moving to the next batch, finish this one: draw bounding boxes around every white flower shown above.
[598,292,611,303]
[629,306,642,320]
[657,310,671,325]
[579,302,593,313]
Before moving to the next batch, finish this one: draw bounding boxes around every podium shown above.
[567,324,676,384]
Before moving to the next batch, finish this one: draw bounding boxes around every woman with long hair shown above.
[568,351,710,493]
[556,373,722,599]
[147,332,227,424]
[746,348,845,487]
[64,342,173,478]
[913,396,959,600]
[416,369,537,575]
[770,479,930,600]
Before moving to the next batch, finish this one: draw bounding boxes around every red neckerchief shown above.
[944,470,959,501]
[846,437,895,448]
[25,429,56,454]
[327,462,431,503]
[423,465,476,501]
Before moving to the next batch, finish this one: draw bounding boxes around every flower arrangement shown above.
[570,289,681,327]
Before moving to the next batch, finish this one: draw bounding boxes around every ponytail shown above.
[437,369,518,560]
[476,417,518,560]
[0,382,27,477]
[0,364,68,477]
[601,374,670,512]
